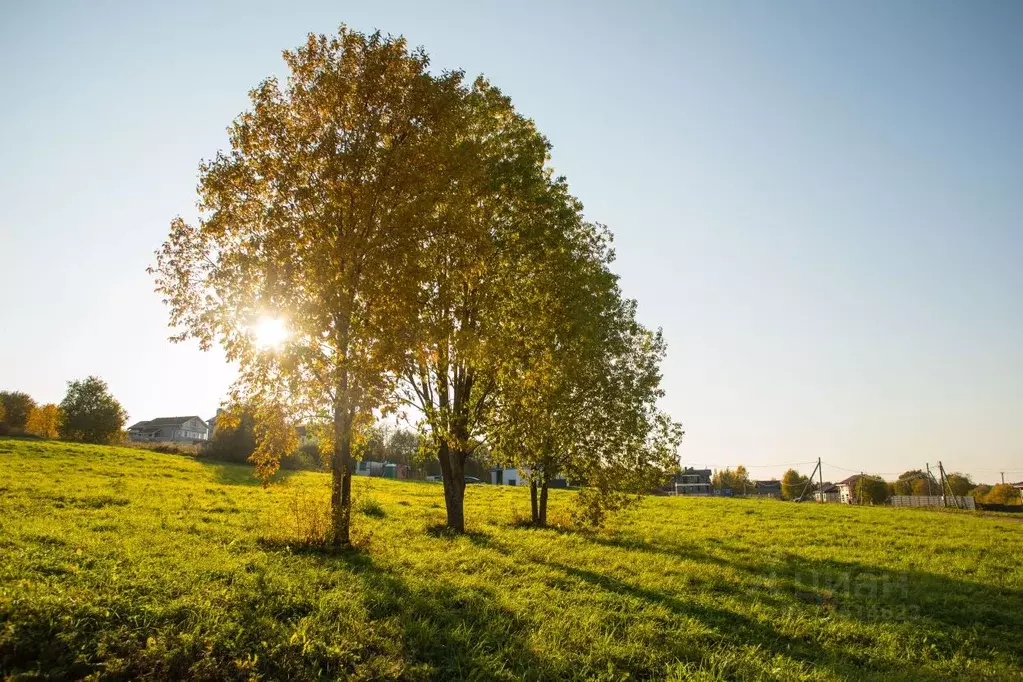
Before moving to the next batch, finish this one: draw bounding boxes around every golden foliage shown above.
[25,403,62,439]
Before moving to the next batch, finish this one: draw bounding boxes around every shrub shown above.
[357,497,385,518]
[122,441,201,456]
[262,490,332,547]
[281,442,325,472]
[201,410,256,464]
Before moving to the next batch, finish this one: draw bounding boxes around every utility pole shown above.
[798,460,820,502]
[818,457,824,504]
[926,463,933,496]
[938,461,946,508]
[1001,472,1006,485]
[938,460,961,510]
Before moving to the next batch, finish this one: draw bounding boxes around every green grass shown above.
[1,438,1021,681]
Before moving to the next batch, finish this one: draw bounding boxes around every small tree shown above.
[781,469,809,500]
[25,404,62,439]
[855,475,889,505]
[713,466,751,494]
[910,477,932,496]
[204,406,257,464]
[983,484,1020,505]
[491,250,684,528]
[944,472,974,497]
[0,391,36,430]
[59,377,127,444]
[969,484,992,500]
[892,470,926,496]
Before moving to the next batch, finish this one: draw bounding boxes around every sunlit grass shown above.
[1,438,1021,680]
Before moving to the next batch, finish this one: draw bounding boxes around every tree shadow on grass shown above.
[424,523,493,547]
[197,459,296,486]
[726,551,1023,668]
[570,531,1023,673]
[239,537,546,679]
[542,558,856,675]
[351,555,545,680]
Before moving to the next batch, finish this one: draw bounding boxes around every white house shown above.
[491,467,524,485]
[127,416,210,443]
[355,461,386,476]
[490,467,568,488]
[837,475,863,504]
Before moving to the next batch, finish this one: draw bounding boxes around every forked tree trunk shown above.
[438,441,466,532]
[331,408,353,548]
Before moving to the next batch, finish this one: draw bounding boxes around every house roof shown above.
[753,480,781,489]
[128,416,207,430]
[815,483,840,493]
[838,475,863,486]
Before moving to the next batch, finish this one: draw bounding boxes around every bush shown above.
[357,497,385,517]
[122,441,201,456]
[281,442,325,472]
[262,490,332,547]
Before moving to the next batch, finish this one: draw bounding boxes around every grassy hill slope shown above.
[2,438,1021,680]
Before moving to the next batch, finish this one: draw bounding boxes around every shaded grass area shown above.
[1,438,1021,680]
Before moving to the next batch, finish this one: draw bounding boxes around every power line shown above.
[686,461,817,470]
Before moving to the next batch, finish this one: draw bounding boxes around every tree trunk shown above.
[538,477,550,527]
[331,408,353,548]
[530,479,539,524]
[438,441,466,532]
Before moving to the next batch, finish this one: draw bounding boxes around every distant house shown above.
[673,468,713,496]
[355,461,386,476]
[354,460,410,479]
[837,475,863,504]
[127,416,210,443]
[490,467,568,488]
[814,482,841,503]
[206,409,224,437]
[748,480,782,499]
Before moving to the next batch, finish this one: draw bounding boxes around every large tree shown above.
[153,28,472,548]
[397,79,554,531]
[59,377,127,444]
[781,469,809,500]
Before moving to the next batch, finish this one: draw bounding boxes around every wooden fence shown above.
[889,495,975,510]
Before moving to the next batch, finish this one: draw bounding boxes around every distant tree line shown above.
[0,377,127,444]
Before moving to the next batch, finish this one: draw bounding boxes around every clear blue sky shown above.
[2,1,1021,484]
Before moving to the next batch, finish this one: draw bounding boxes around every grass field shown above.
[1,438,1021,681]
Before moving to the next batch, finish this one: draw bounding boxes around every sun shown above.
[253,317,289,349]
